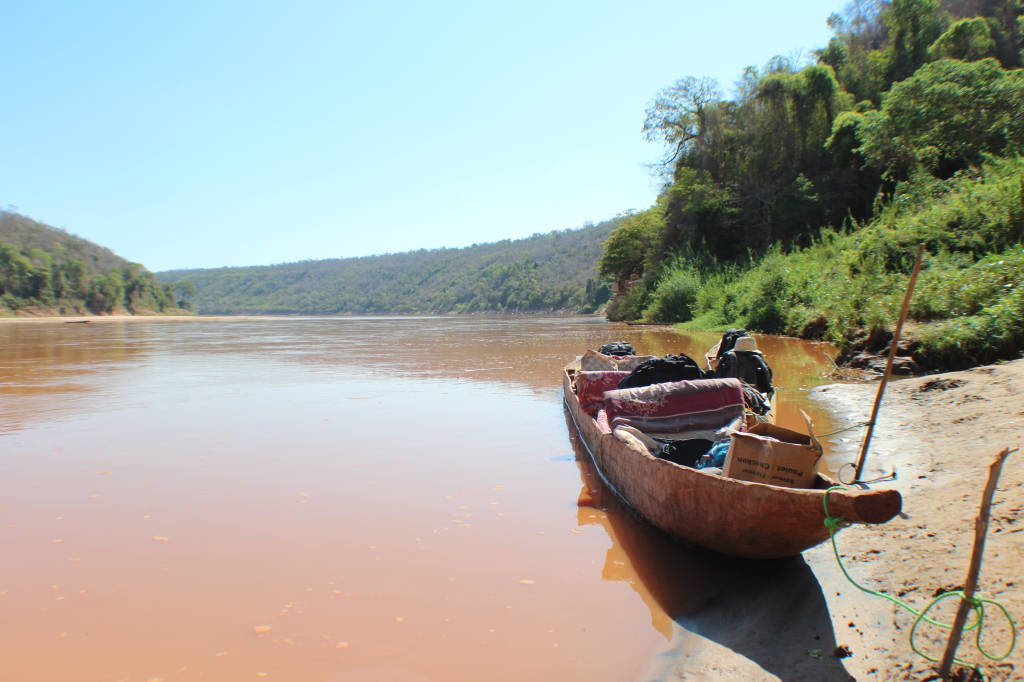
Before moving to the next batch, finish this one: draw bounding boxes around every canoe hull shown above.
[563,368,901,559]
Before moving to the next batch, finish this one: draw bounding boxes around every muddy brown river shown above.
[0,317,840,682]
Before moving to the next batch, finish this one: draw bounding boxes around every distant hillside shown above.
[0,211,128,275]
[0,210,186,315]
[158,219,621,315]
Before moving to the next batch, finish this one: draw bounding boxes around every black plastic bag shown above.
[598,341,636,357]
[656,438,714,468]
[617,353,705,389]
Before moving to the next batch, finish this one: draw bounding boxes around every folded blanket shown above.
[604,378,744,433]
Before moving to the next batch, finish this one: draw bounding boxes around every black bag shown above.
[598,340,636,357]
[715,328,749,362]
[715,350,774,397]
[617,353,705,389]
[656,438,714,468]
[740,382,771,415]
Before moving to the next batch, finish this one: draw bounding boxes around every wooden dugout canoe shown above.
[563,365,901,559]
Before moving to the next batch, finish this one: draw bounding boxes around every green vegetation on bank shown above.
[601,0,1024,368]
[0,211,193,315]
[158,220,619,315]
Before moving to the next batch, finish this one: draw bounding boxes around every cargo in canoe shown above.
[562,363,901,559]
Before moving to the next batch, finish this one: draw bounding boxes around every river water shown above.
[0,317,839,682]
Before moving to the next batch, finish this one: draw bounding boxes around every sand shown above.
[656,359,1023,681]
[805,359,1023,681]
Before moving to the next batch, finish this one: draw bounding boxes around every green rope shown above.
[823,486,1017,679]
[817,420,872,438]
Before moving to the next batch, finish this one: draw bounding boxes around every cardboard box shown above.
[723,420,823,489]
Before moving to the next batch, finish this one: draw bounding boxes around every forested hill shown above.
[1,211,128,274]
[157,219,620,315]
[1,210,189,315]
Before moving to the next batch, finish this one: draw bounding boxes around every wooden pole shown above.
[854,244,925,482]
[937,447,1016,679]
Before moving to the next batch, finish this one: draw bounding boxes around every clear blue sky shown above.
[2,1,842,271]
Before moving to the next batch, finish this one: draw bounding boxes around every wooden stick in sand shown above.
[853,243,925,482]
[937,447,1016,679]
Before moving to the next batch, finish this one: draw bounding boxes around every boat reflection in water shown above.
[565,408,855,681]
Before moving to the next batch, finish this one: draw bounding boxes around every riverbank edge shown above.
[0,306,196,320]
[804,359,1023,681]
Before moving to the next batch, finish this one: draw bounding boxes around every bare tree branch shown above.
[643,76,722,172]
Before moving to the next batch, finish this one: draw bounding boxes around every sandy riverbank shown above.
[650,359,1022,681]
[809,360,1022,681]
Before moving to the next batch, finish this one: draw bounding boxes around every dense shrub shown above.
[642,266,701,322]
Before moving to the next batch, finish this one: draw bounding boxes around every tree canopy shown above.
[603,0,1024,268]
[858,58,1024,176]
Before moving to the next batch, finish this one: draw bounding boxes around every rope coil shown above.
[823,486,1017,679]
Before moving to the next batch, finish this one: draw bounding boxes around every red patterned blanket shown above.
[576,370,631,411]
[604,378,744,433]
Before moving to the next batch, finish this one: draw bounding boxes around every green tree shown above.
[939,0,1024,68]
[654,59,856,259]
[60,259,89,299]
[881,0,945,84]
[597,209,664,281]
[87,272,125,312]
[0,244,35,299]
[929,17,999,61]
[820,0,893,103]
[857,58,1024,176]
